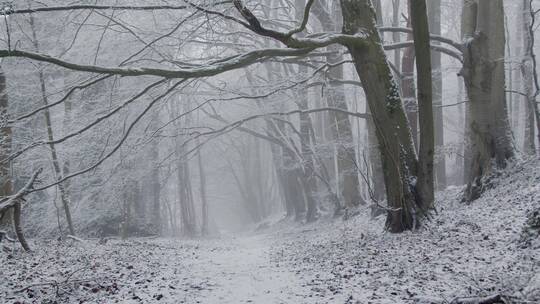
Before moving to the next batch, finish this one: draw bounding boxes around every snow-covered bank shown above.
[1,160,539,304]
[272,159,540,303]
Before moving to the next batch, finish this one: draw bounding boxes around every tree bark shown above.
[402,0,418,148]
[427,0,447,189]
[340,0,427,232]
[461,0,514,201]
[197,144,209,236]
[411,0,435,210]
[0,68,12,226]
[368,0,386,209]
[521,0,537,155]
[150,125,161,233]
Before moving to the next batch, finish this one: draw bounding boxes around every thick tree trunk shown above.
[521,0,537,155]
[461,0,514,201]
[411,0,435,210]
[427,0,447,189]
[368,0,386,209]
[177,158,196,236]
[340,0,427,232]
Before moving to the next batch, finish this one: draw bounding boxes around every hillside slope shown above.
[272,159,540,303]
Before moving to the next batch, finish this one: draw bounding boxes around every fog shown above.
[0,1,539,303]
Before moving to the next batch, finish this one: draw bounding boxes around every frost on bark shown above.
[461,0,514,202]
[340,0,430,232]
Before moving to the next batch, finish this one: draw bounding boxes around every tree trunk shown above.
[427,0,447,189]
[340,0,427,232]
[392,0,401,68]
[13,201,31,251]
[461,0,514,201]
[150,136,161,233]
[170,101,197,236]
[0,68,12,226]
[295,0,318,221]
[411,0,435,210]
[197,144,209,236]
[368,0,386,209]
[521,0,537,155]
[120,180,133,240]
[401,0,418,148]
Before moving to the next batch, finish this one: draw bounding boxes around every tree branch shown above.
[0,48,316,78]
[7,2,232,14]
[378,26,464,52]
[383,41,463,62]
[0,169,43,212]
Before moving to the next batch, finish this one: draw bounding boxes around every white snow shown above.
[1,159,539,303]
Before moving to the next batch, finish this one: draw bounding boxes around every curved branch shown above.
[9,75,112,124]
[378,26,463,52]
[0,169,43,211]
[0,48,317,78]
[383,41,463,62]
[232,0,365,48]
[285,0,316,37]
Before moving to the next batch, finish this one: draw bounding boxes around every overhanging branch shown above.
[0,48,316,78]
[7,2,232,14]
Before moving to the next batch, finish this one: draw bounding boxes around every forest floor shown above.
[1,159,539,304]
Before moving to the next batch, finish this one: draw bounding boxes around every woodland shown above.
[0,0,539,303]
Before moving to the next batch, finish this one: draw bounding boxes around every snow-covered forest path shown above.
[180,233,309,303]
[1,232,315,304]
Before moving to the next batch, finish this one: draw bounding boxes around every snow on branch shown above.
[0,48,316,78]
[0,168,42,212]
[232,0,366,48]
[6,1,232,15]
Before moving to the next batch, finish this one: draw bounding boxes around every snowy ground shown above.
[1,160,539,303]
